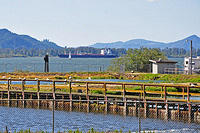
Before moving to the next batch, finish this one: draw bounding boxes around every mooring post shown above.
[182,87,185,99]
[30,94,33,107]
[164,85,167,101]
[96,97,99,111]
[142,84,145,100]
[133,101,138,117]
[22,79,25,108]
[164,86,169,120]
[62,95,65,109]
[187,86,190,102]
[143,85,148,118]
[155,102,158,118]
[177,104,180,120]
[53,81,56,109]
[122,84,127,116]
[86,82,90,113]
[37,80,40,108]
[104,83,108,114]
[188,103,192,123]
[165,101,169,120]
[69,81,72,111]
[79,95,81,111]
[7,79,10,107]
[44,54,49,72]
[187,86,192,123]
[16,93,18,107]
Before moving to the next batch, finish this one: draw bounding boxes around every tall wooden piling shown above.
[104,83,108,114]
[86,82,90,113]
[122,84,127,116]
[7,79,10,107]
[22,79,25,108]
[69,81,72,111]
[37,80,40,108]
[165,102,169,120]
[53,81,56,109]
[155,102,158,118]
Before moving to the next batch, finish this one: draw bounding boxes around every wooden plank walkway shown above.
[0,78,200,123]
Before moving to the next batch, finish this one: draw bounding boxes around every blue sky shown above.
[0,0,199,47]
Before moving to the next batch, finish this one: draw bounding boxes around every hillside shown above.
[90,35,200,50]
[0,29,62,49]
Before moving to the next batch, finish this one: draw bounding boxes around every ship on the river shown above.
[58,49,117,58]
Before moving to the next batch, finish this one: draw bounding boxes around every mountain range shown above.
[90,35,200,50]
[0,29,62,49]
[0,28,200,50]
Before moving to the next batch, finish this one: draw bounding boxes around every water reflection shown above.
[0,106,199,132]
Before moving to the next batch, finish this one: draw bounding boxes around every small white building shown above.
[184,56,200,74]
[149,59,177,74]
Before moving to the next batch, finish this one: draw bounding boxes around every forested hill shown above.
[90,35,200,50]
[0,29,62,49]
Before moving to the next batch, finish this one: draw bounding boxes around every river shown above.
[0,106,199,132]
[0,57,184,73]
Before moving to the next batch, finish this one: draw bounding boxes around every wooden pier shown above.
[0,78,200,123]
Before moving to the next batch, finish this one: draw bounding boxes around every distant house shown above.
[184,56,200,74]
[149,59,177,74]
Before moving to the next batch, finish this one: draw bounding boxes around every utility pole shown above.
[190,40,193,75]
[186,40,193,75]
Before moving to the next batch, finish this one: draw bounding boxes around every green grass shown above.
[136,73,200,83]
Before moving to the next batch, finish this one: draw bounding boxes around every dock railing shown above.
[0,78,200,103]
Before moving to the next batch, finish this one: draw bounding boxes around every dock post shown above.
[155,102,158,118]
[104,83,108,114]
[37,80,40,108]
[122,84,127,116]
[79,95,81,111]
[96,97,99,111]
[62,95,65,110]
[133,101,138,117]
[177,104,180,120]
[69,81,73,111]
[144,100,148,118]
[86,82,90,113]
[165,101,169,120]
[53,81,56,109]
[22,79,25,108]
[187,86,193,123]
[188,103,192,123]
[7,79,10,107]
[142,84,145,100]
[143,85,148,118]
[164,86,167,102]
[182,87,185,99]
[187,86,190,102]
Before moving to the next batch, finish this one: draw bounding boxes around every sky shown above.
[0,0,199,47]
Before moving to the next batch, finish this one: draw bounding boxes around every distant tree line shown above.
[161,47,200,57]
[0,47,200,58]
[0,47,126,57]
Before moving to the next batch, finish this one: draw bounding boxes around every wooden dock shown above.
[0,78,200,123]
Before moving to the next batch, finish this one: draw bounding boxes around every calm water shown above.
[0,106,199,132]
[0,57,184,72]
[0,57,112,72]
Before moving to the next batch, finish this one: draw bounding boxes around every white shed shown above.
[149,59,177,74]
